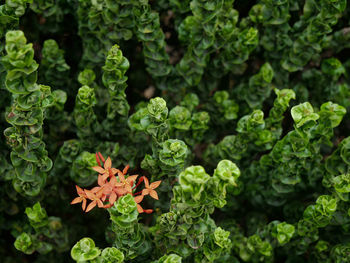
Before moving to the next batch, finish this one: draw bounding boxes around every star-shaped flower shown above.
[115,170,138,194]
[84,188,104,212]
[71,186,88,211]
[142,177,161,200]
[93,153,120,182]
[71,154,160,214]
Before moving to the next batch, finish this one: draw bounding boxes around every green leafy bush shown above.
[1,1,350,262]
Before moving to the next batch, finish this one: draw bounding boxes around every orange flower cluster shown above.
[71,152,161,213]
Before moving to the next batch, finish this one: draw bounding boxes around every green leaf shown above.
[71,237,101,262]
[147,97,168,122]
[159,139,189,167]
[213,160,240,186]
[14,233,36,255]
[214,227,232,249]
[169,106,192,130]
[115,194,137,215]
[78,69,96,86]
[25,202,48,229]
[178,165,210,201]
[276,222,295,245]
[101,247,124,263]
[291,102,319,128]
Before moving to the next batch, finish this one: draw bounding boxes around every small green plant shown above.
[1,1,350,262]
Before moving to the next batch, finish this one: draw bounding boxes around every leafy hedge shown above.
[1,0,350,262]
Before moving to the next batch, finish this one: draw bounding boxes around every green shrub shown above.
[1,1,350,262]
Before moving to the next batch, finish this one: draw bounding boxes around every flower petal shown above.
[103,203,113,209]
[144,209,153,214]
[96,188,105,198]
[149,190,159,200]
[111,168,121,175]
[82,199,87,211]
[109,175,117,185]
[115,188,127,196]
[85,201,96,212]
[142,189,149,196]
[150,180,161,189]
[125,184,132,193]
[137,204,144,213]
[76,185,84,195]
[104,157,112,169]
[134,195,144,203]
[97,199,104,208]
[85,190,96,200]
[126,175,138,185]
[101,173,109,181]
[91,186,101,193]
[143,177,150,188]
[109,192,117,204]
[71,197,82,204]
[92,166,105,174]
[118,173,125,182]
[98,175,105,186]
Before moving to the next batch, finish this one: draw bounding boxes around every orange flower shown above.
[93,154,120,182]
[142,177,161,200]
[84,188,104,212]
[92,156,112,180]
[71,186,88,211]
[71,153,160,214]
[115,170,138,194]
[101,176,118,204]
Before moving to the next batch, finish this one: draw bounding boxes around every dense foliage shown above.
[1,0,350,262]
